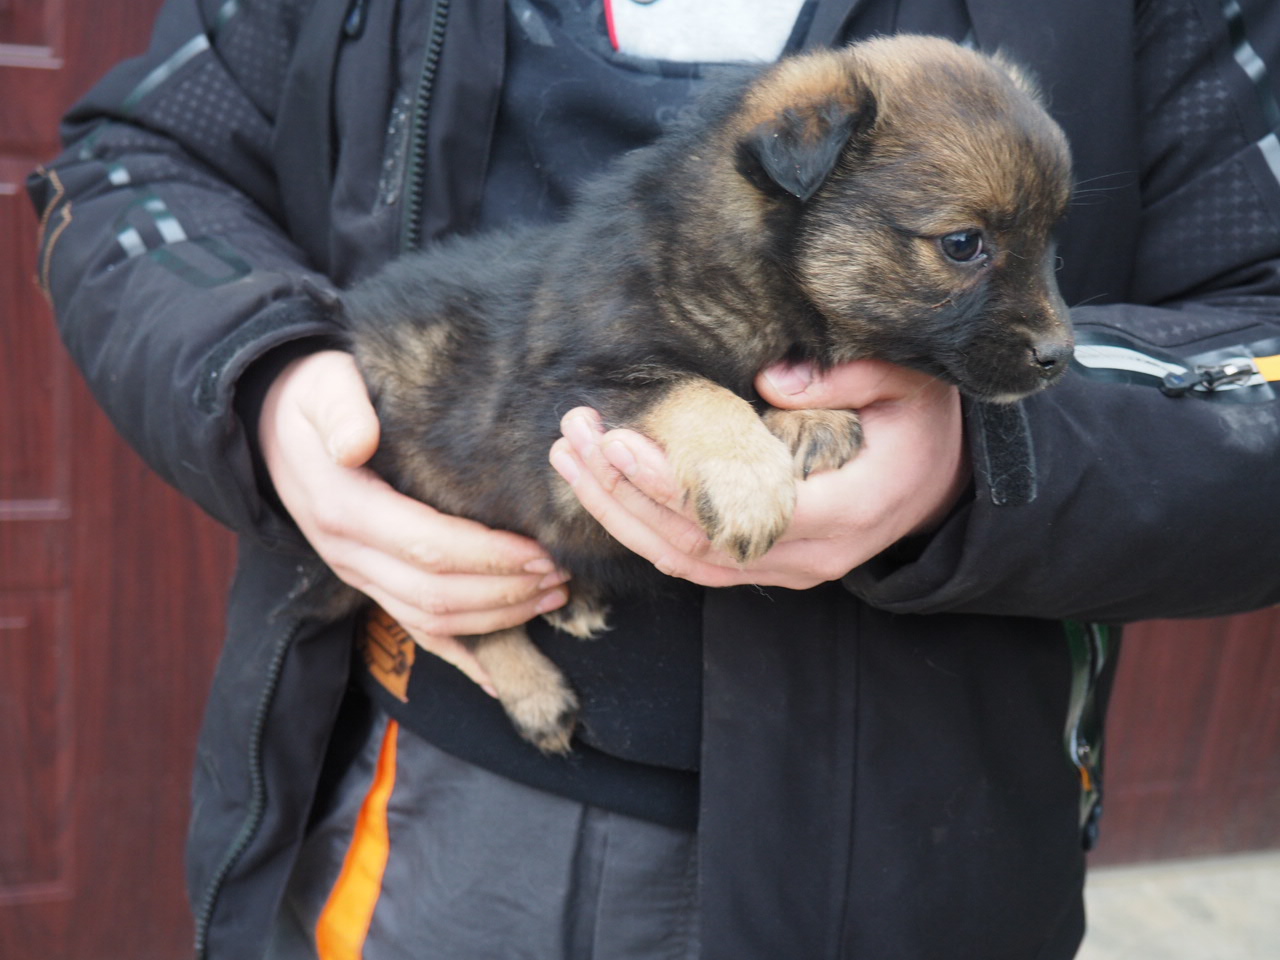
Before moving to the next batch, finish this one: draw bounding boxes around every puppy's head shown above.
[733,35,1074,402]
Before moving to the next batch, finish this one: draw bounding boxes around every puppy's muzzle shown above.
[1030,337,1074,383]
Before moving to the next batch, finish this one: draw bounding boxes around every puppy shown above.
[337,35,1075,753]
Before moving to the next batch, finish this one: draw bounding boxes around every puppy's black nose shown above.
[1031,340,1073,379]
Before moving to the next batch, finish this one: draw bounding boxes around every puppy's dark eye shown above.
[939,230,986,263]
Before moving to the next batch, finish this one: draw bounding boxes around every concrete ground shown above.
[1078,850,1280,959]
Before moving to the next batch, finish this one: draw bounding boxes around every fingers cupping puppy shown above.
[258,350,570,690]
[550,359,969,591]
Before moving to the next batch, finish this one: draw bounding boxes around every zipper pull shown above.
[1160,358,1259,397]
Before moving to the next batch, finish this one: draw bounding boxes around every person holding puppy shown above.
[30,1,1280,958]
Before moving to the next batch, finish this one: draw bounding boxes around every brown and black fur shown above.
[336,36,1075,753]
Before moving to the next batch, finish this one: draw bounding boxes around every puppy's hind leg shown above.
[466,627,579,755]
[761,408,864,478]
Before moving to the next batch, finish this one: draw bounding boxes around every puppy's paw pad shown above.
[762,408,863,477]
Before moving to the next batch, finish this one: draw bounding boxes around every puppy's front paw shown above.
[686,434,797,564]
[762,408,863,478]
[640,377,799,564]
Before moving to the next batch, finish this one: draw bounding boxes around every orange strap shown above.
[1255,354,1280,382]
[315,719,400,960]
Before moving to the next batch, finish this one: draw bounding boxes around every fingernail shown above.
[562,412,600,453]
[539,570,571,589]
[549,445,580,484]
[764,362,815,397]
[536,587,568,614]
[524,557,556,575]
[603,439,636,477]
[327,429,359,462]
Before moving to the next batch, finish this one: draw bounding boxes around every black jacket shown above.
[29,1,1280,958]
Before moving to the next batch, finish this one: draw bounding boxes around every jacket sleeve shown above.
[847,0,1280,623]
[28,0,337,543]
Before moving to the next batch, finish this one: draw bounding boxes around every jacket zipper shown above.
[194,5,452,952]
[400,0,452,252]
[193,618,302,959]
[1063,620,1114,850]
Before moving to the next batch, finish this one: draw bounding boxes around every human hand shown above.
[258,350,570,690]
[548,359,969,590]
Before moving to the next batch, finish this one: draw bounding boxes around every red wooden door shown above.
[1,2,235,957]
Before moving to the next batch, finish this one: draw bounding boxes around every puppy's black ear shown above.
[736,75,877,203]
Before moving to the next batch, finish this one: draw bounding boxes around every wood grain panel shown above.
[0,0,58,50]
[0,518,65,592]
[57,373,233,960]
[1092,611,1280,865]
[0,1,230,957]
[0,591,71,903]
[1,158,67,506]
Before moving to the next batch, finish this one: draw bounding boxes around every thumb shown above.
[758,360,818,406]
[301,352,382,467]
[758,358,936,410]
